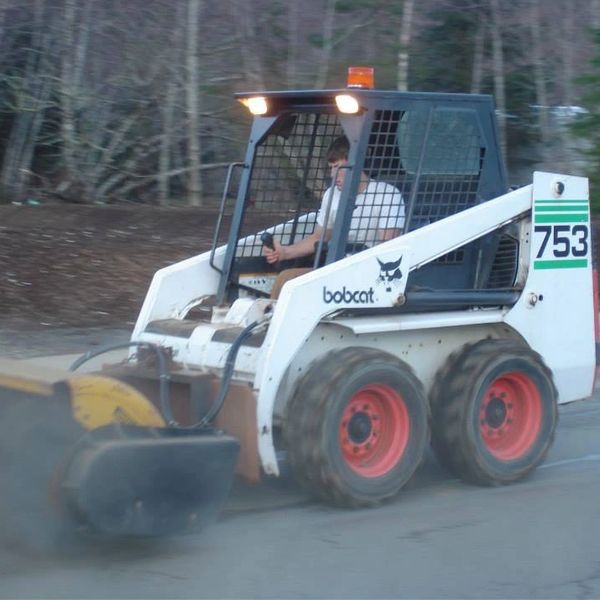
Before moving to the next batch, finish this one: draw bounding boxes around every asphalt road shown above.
[1,391,600,599]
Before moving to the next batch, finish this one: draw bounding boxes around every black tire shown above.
[285,347,430,507]
[430,339,558,485]
[429,342,468,474]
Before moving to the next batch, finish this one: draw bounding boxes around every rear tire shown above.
[430,339,558,485]
[286,347,429,507]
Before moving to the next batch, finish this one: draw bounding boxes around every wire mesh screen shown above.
[358,107,484,264]
[351,109,407,246]
[235,112,343,258]
[400,108,482,224]
[403,108,483,264]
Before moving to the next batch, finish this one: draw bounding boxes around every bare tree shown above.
[0,0,597,206]
[315,0,337,89]
[397,0,415,92]
[530,0,550,162]
[561,2,576,107]
[231,0,264,89]
[558,1,577,171]
[287,1,300,89]
[470,9,485,94]
[1,0,55,199]
[489,0,507,166]
[185,0,203,207]
[60,0,80,187]
[593,0,600,28]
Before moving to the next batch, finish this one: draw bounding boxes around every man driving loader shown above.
[264,136,406,298]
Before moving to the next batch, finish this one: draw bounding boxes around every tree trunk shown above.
[561,3,575,107]
[470,12,484,94]
[315,0,336,89]
[558,1,577,171]
[158,2,185,207]
[61,0,78,184]
[159,80,176,206]
[232,0,264,89]
[593,0,600,28]
[530,0,550,163]
[287,1,299,89]
[0,0,8,45]
[185,0,203,207]
[17,67,52,198]
[396,0,415,91]
[489,0,507,168]
[1,0,52,199]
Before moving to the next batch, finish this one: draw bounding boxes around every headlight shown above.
[335,94,360,114]
[240,96,269,115]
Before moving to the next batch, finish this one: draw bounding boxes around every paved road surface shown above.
[1,389,600,599]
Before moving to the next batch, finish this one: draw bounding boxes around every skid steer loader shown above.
[1,68,597,546]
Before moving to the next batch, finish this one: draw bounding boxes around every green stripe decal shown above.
[535,204,588,212]
[534,214,589,223]
[534,259,588,270]
[535,199,588,203]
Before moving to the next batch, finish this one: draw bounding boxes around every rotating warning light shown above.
[347,66,374,89]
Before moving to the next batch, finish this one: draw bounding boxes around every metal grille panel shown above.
[486,234,519,288]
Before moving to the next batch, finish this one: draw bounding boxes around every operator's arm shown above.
[380,228,401,242]
[264,225,329,264]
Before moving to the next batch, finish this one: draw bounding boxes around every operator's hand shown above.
[264,239,288,264]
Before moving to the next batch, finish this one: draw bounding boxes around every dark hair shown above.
[326,136,350,163]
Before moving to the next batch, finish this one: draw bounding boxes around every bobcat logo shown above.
[376,256,403,292]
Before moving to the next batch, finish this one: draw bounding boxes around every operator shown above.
[264,135,405,298]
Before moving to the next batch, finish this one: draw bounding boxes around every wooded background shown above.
[0,0,599,208]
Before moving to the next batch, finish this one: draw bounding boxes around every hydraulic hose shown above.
[69,341,176,426]
[195,318,264,428]
[68,318,268,430]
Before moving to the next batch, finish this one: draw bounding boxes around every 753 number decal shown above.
[534,224,589,259]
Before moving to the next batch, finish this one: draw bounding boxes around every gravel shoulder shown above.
[0,324,131,359]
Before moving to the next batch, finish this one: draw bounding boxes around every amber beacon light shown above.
[346,66,374,89]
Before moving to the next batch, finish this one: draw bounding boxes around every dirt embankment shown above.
[0,204,221,346]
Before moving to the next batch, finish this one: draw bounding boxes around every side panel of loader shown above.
[504,173,595,402]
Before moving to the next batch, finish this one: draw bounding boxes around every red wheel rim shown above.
[479,372,542,461]
[339,384,410,478]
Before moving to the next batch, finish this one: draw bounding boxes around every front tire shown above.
[430,339,558,485]
[286,347,429,507]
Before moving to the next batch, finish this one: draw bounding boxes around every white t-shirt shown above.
[316,180,405,246]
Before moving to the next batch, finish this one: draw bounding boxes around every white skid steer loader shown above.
[126,70,597,508]
[0,69,596,545]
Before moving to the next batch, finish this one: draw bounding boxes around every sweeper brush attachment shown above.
[0,371,239,549]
